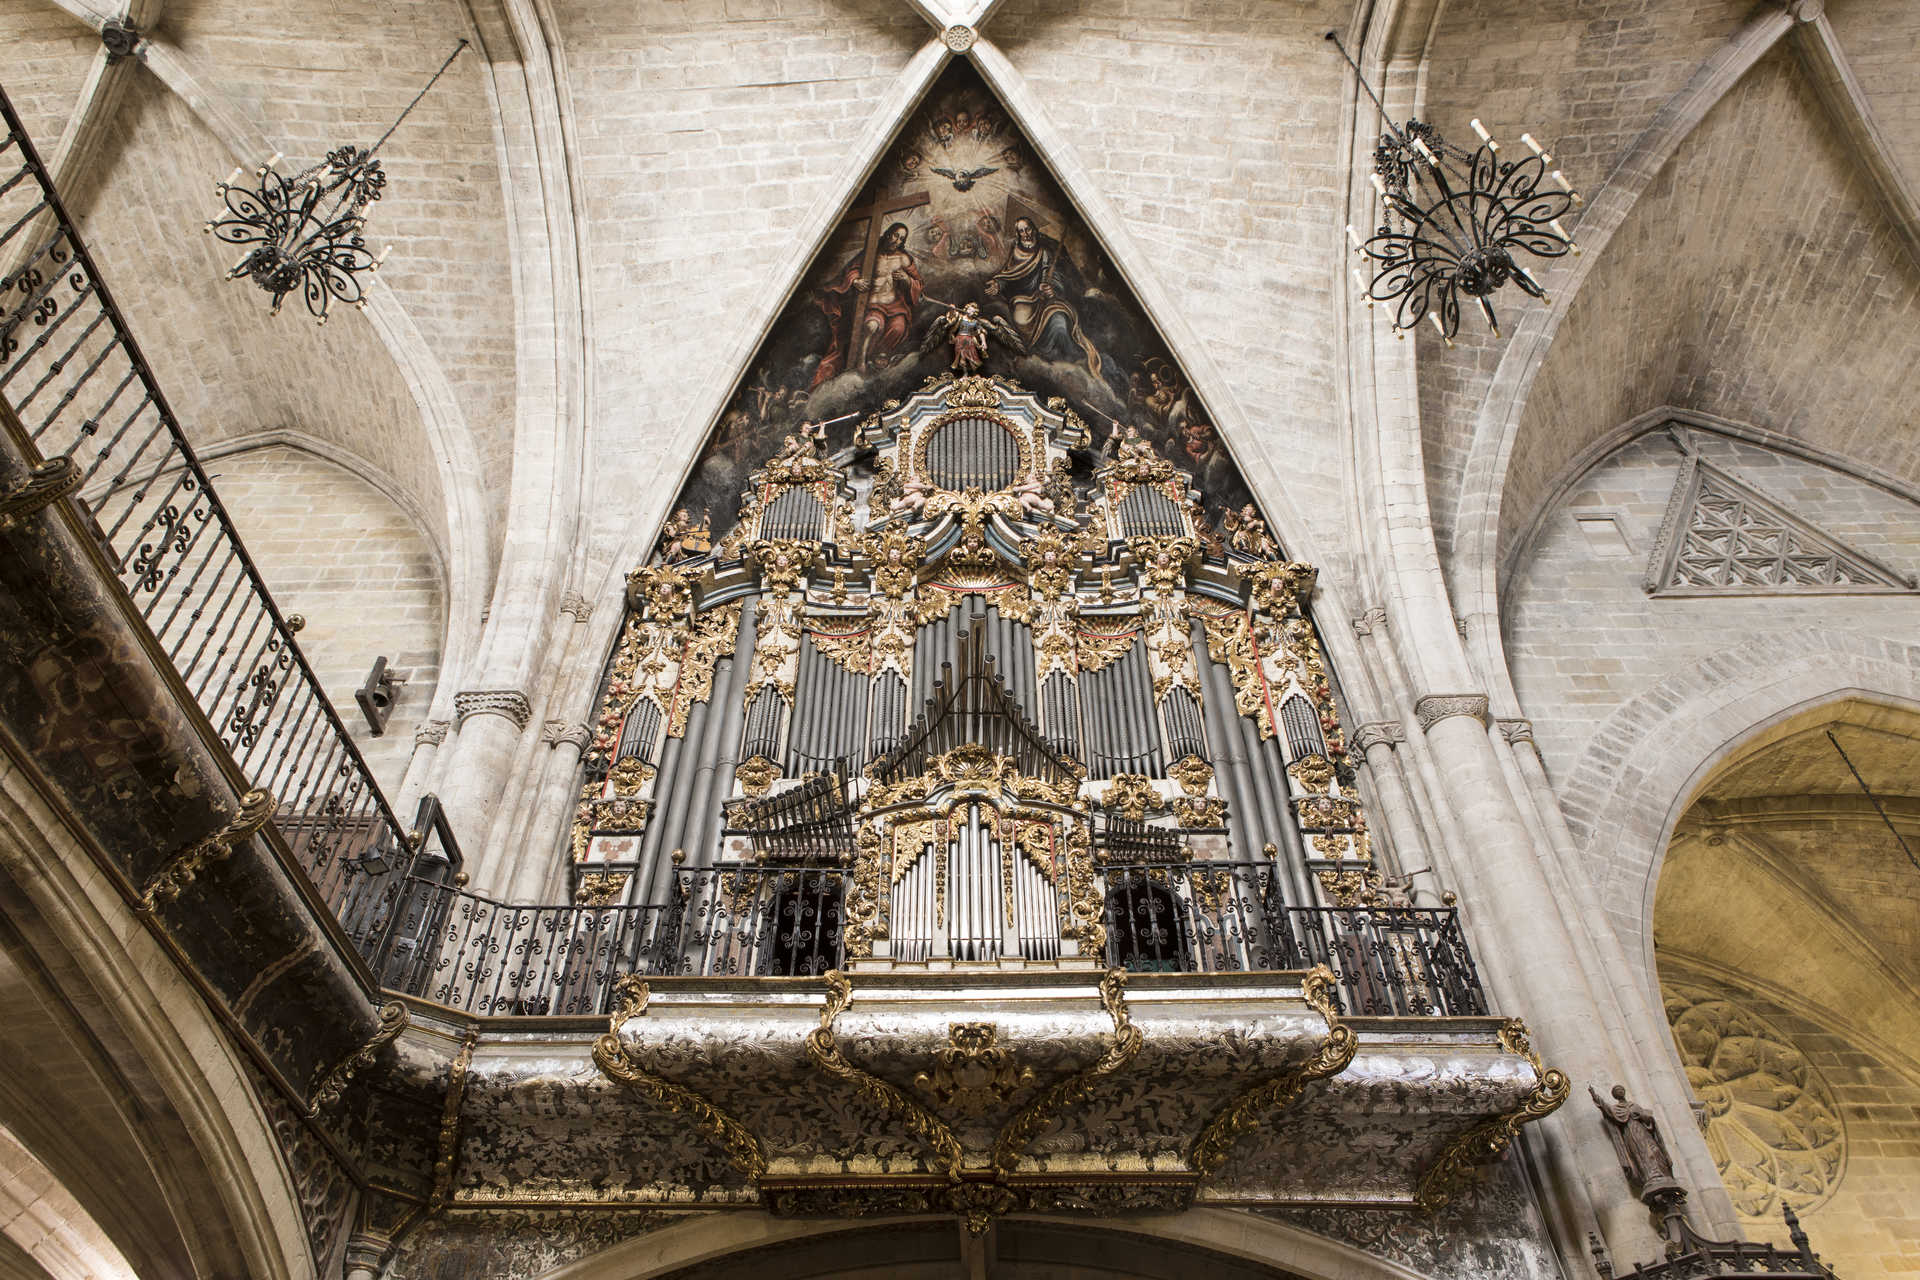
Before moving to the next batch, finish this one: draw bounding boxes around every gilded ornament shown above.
[808,626,872,675]
[1025,526,1082,600]
[592,977,770,1179]
[1246,560,1318,616]
[607,755,656,796]
[306,1001,409,1116]
[932,743,1014,790]
[1009,772,1085,805]
[665,604,743,738]
[1099,774,1161,821]
[1127,536,1197,593]
[1189,966,1358,1176]
[943,375,1000,409]
[1060,823,1105,952]
[1106,426,1178,484]
[1315,864,1381,907]
[1414,1018,1570,1211]
[139,788,276,911]
[1168,754,1214,797]
[625,562,693,618]
[991,969,1141,1173]
[860,528,924,599]
[1171,796,1226,828]
[805,971,966,1174]
[1286,753,1335,794]
[574,872,631,906]
[844,825,886,958]
[428,1027,479,1214]
[1075,624,1139,673]
[749,539,819,593]
[914,1023,1035,1117]
[733,754,783,798]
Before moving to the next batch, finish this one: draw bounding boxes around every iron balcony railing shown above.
[365,855,1485,1018]
[370,864,850,1016]
[1102,862,1489,1016]
[0,86,415,916]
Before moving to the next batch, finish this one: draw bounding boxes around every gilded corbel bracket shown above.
[805,970,966,1175]
[138,788,275,911]
[0,456,83,530]
[307,1001,409,1116]
[1413,1018,1570,1212]
[1188,965,1358,1177]
[426,1027,479,1216]
[592,976,769,1179]
[990,968,1141,1173]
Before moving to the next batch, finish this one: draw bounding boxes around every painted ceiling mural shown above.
[670,61,1262,540]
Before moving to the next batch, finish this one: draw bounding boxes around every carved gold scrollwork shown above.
[593,977,770,1179]
[860,528,924,600]
[1168,754,1214,797]
[666,604,743,738]
[1188,966,1359,1177]
[844,824,885,958]
[805,972,966,1175]
[1075,623,1137,672]
[1099,774,1160,821]
[574,871,631,906]
[608,756,656,796]
[990,970,1141,1173]
[915,1023,1035,1117]
[1286,753,1335,794]
[1413,1018,1570,1211]
[139,788,276,911]
[734,754,782,798]
[428,1026,479,1215]
[306,1001,409,1116]
[1061,822,1104,952]
[749,539,819,593]
[0,456,83,529]
[808,627,872,675]
[1127,536,1197,593]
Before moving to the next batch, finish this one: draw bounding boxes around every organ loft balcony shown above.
[0,104,1563,1241]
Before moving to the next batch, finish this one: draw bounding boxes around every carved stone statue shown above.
[1591,1084,1683,1202]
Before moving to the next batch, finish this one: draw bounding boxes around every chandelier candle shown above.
[203,40,468,323]
[1327,31,1582,340]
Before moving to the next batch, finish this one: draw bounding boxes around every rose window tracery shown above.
[1662,983,1846,1218]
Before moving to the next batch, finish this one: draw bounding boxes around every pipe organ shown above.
[572,375,1377,972]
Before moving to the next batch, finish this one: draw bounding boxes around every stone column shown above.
[341,1233,390,1280]
[1349,721,1420,878]
[436,689,533,877]
[1416,693,1663,1259]
[1497,717,1741,1236]
[502,718,592,903]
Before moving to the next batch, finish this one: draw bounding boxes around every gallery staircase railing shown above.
[0,85,416,924]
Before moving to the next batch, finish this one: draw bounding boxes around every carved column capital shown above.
[1350,721,1406,753]
[541,719,592,751]
[1496,718,1535,745]
[559,590,594,622]
[1414,693,1490,732]
[454,689,533,730]
[343,1233,393,1280]
[413,719,450,747]
[1351,606,1388,637]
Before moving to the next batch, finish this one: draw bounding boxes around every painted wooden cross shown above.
[843,190,930,373]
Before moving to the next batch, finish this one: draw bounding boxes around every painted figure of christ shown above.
[812,221,924,386]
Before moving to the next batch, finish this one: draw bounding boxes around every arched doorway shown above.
[1652,697,1920,1278]
[537,1210,1429,1280]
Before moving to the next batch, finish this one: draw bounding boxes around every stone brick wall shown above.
[0,0,94,152]
[1504,428,1920,978]
[553,0,927,575]
[210,444,444,793]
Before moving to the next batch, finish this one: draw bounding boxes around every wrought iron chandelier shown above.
[204,40,468,323]
[1328,32,1581,342]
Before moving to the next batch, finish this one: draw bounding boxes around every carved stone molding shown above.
[1413,694,1489,732]
[1350,606,1388,637]
[541,720,592,751]
[559,591,595,622]
[1349,721,1405,753]
[1496,718,1534,745]
[414,719,451,747]
[455,689,533,730]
